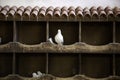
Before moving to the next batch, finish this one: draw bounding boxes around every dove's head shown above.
[58,29,61,33]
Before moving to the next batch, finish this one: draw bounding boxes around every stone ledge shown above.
[0,42,120,53]
[0,74,120,80]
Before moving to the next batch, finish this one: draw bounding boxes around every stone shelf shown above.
[0,74,120,80]
[0,42,120,53]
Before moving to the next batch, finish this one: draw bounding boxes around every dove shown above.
[37,71,42,77]
[32,72,39,78]
[48,37,54,44]
[55,29,64,45]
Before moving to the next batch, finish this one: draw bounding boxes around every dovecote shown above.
[0,6,120,80]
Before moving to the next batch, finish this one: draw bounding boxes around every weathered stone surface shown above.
[1,42,120,53]
[0,74,120,80]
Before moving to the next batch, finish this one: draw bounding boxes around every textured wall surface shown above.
[0,0,120,8]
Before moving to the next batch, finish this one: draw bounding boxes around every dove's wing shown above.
[58,33,64,43]
[48,38,54,44]
[55,33,64,45]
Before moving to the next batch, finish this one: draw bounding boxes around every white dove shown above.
[32,72,39,78]
[37,71,42,77]
[48,37,54,44]
[55,29,64,45]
